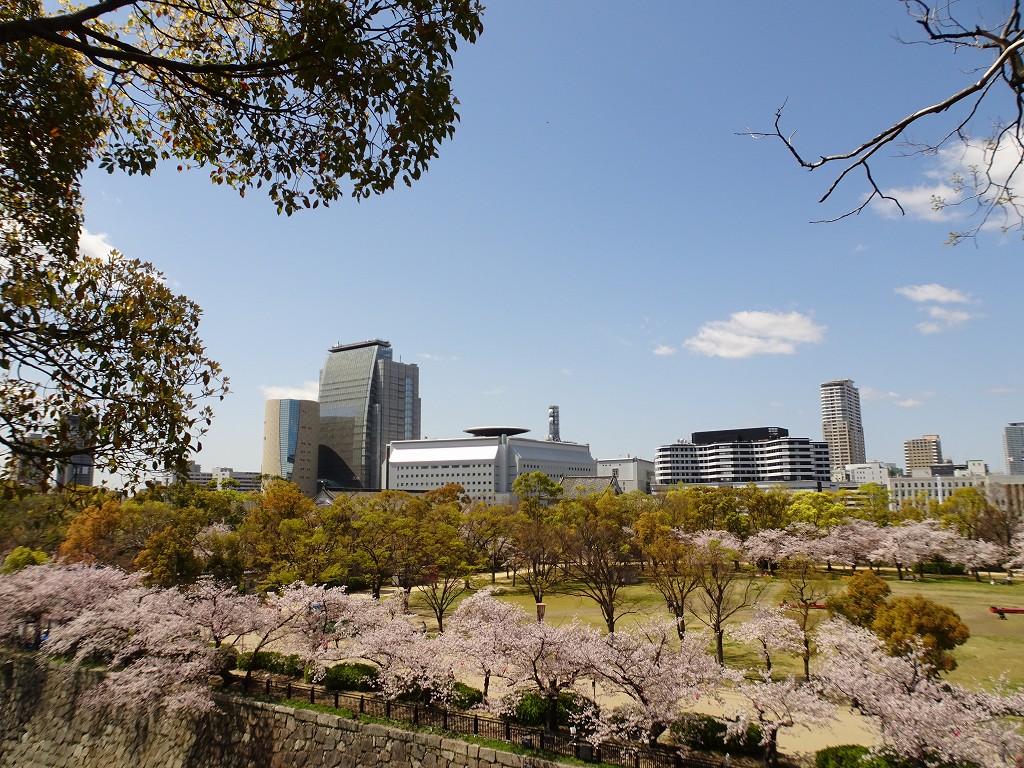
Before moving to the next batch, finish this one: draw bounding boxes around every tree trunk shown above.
[763,728,779,768]
[546,692,559,732]
[715,629,725,665]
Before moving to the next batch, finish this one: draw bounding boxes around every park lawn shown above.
[883,575,1024,688]
[405,570,1024,689]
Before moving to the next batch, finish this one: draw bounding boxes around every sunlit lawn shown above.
[407,569,1024,688]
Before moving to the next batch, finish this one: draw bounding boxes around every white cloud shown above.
[916,306,974,335]
[895,284,971,304]
[653,344,676,357]
[860,386,901,402]
[418,353,459,362]
[872,139,1024,231]
[260,381,319,400]
[895,283,977,334]
[894,398,924,408]
[483,387,506,396]
[986,386,1020,394]
[562,368,572,376]
[79,228,116,260]
[684,311,824,359]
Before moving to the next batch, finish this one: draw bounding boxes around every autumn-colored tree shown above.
[509,472,564,606]
[240,480,349,588]
[872,595,970,675]
[556,490,639,633]
[829,570,892,628]
[59,499,131,567]
[635,507,701,639]
[416,487,473,632]
[461,501,519,583]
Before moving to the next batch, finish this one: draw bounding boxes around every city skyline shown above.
[75,3,1022,479]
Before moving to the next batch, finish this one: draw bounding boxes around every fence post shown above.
[473,715,479,735]
[360,696,365,714]
[310,684,315,704]
[386,700,391,720]
[334,691,339,708]
[286,681,292,698]
[505,720,511,741]
[634,752,640,768]
[413,705,419,725]
[265,677,270,695]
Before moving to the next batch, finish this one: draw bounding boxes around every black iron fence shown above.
[225,676,724,768]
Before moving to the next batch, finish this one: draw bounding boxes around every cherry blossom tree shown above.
[440,589,528,703]
[499,618,605,732]
[45,583,218,713]
[726,673,836,768]
[0,562,139,647]
[688,531,761,664]
[350,595,456,705]
[727,606,803,675]
[815,619,1024,767]
[871,520,952,580]
[595,621,728,747]
[820,520,884,572]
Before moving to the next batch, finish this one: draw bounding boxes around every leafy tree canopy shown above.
[1,0,482,486]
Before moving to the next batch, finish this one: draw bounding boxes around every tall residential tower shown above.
[262,399,320,496]
[317,339,420,490]
[820,379,866,481]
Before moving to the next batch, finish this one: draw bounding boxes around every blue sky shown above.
[79,2,1023,475]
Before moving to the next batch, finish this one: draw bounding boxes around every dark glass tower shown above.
[317,340,420,490]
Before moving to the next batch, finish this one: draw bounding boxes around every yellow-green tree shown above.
[872,595,970,675]
[556,490,639,633]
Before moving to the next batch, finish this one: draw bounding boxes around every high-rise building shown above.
[262,399,320,496]
[820,379,866,481]
[55,414,94,488]
[904,434,943,471]
[1004,422,1024,475]
[317,339,420,490]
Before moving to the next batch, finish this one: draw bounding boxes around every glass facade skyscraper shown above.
[317,339,420,490]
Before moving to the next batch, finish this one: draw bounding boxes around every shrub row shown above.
[815,745,981,768]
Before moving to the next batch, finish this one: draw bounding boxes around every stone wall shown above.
[0,654,565,768]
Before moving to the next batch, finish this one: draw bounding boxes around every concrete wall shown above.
[0,654,563,768]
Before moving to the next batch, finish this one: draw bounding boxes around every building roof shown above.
[389,444,500,463]
[559,475,622,497]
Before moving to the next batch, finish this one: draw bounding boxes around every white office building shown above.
[385,426,596,503]
[597,457,655,493]
[1005,422,1024,475]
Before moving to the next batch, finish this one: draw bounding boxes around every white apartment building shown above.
[655,427,831,488]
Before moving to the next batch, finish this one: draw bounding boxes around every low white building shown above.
[844,461,897,485]
[385,426,596,503]
[597,457,655,494]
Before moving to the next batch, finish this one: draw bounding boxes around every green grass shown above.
[405,570,1024,689]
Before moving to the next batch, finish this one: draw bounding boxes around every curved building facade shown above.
[262,399,319,496]
[318,340,420,490]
